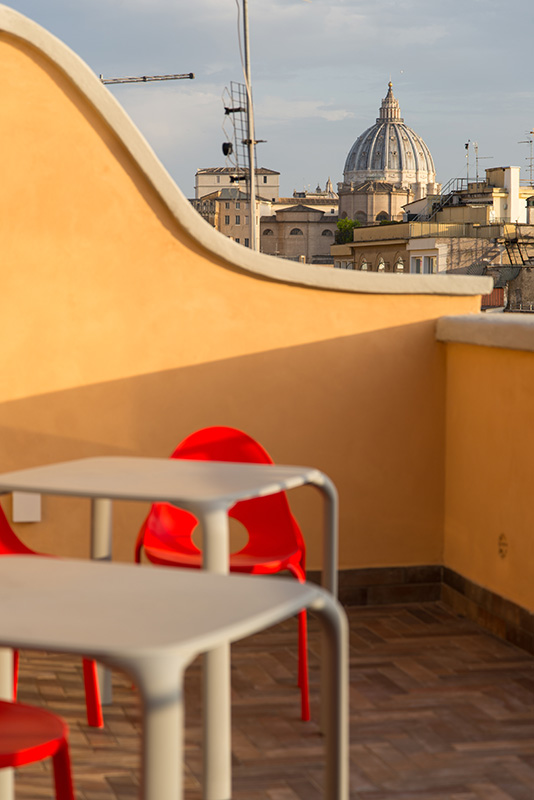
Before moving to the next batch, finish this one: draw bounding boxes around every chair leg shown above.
[82,659,104,728]
[52,739,76,800]
[298,608,310,721]
[287,564,310,722]
[12,650,19,701]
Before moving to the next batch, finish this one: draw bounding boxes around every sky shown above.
[7,0,534,199]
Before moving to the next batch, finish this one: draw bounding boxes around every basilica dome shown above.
[343,83,436,190]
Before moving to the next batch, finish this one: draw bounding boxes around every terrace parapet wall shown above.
[0,6,498,599]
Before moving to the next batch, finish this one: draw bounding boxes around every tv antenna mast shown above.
[221,1,265,251]
[472,142,493,183]
[518,131,534,183]
[99,72,194,85]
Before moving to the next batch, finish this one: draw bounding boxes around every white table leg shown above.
[314,474,338,597]
[314,476,339,737]
[312,596,349,800]
[199,507,232,800]
[0,647,14,799]
[130,656,185,800]
[91,498,113,704]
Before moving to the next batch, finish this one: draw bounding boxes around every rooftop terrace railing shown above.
[408,221,502,240]
[350,221,504,242]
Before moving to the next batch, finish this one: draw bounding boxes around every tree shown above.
[335,217,361,244]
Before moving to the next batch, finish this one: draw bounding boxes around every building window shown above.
[424,256,436,274]
[321,229,334,237]
[290,228,303,236]
[224,215,230,225]
[263,229,274,236]
[263,176,267,183]
[244,238,250,247]
[236,202,240,209]
[216,176,220,183]
[245,216,249,225]
[377,259,386,272]
[395,257,404,272]
[360,261,368,271]
[225,202,230,209]
[411,257,422,274]
[235,215,241,225]
[235,238,240,244]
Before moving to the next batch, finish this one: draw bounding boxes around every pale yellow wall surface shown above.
[444,343,534,611]
[0,25,484,569]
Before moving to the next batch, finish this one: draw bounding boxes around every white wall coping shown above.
[437,313,534,352]
[0,4,493,298]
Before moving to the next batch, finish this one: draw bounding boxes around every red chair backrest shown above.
[143,427,305,559]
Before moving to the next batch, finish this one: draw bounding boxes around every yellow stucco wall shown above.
[444,342,534,611]
[0,19,486,570]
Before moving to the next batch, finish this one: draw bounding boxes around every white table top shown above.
[0,456,326,512]
[0,556,325,662]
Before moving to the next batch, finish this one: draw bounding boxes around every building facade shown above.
[194,167,280,202]
[260,204,338,264]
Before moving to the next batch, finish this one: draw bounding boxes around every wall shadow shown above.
[0,323,445,569]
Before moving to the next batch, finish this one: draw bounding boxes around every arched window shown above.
[395,256,404,272]
[263,229,274,236]
[377,258,386,272]
[321,229,334,237]
[290,228,303,236]
[376,212,389,222]
[359,257,368,271]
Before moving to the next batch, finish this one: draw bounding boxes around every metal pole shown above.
[242,0,258,250]
[465,140,470,185]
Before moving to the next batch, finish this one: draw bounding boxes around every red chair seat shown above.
[0,700,75,799]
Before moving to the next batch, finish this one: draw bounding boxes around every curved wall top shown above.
[0,4,490,298]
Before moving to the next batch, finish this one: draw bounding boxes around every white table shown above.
[0,456,338,800]
[0,556,348,800]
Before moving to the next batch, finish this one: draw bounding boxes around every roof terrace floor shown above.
[14,601,534,799]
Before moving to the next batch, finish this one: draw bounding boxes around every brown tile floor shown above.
[13,602,534,799]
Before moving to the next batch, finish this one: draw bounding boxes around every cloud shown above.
[258,96,355,124]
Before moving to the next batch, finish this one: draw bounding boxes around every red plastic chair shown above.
[0,505,103,728]
[0,699,75,799]
[135,426,310,720]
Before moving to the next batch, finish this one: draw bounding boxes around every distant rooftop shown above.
[196,167,280,176]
